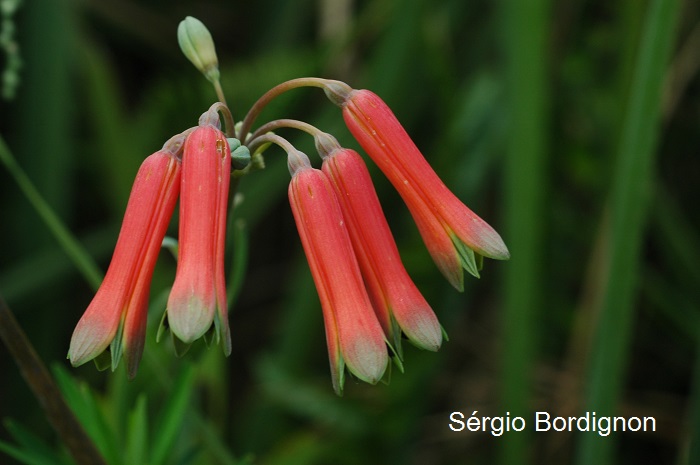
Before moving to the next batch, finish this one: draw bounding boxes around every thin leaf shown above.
[0,136,103,290]
[576,1,682,464]
[51,365,121,465]
[499,0,550,463]
[1,419,71,465]
[0,441,59,465]
[124,395,148,465]
[150,363,197,465]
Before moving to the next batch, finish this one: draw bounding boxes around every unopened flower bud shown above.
[227,138,251,170]
[177,16,220,83]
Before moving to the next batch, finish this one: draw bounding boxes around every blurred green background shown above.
[1,0,699,464]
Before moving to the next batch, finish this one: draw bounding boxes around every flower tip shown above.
[168,318,210,345]
[410,328,442,352]
[446,268,465,292]
[344,339,389,385]
[67,320,114,368]
[67,344,104,369]
[468,221,510,261]
[165,296,216,345]
[482,236,510,261]
[67,350,85,368]
[399,307,443,352]
[497,245,511,260]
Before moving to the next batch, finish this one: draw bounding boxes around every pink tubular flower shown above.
[288,150,388,395]
[164,121,232,354]
[320,146,442,354]
[68,139,183,378]
[336,87,509,291]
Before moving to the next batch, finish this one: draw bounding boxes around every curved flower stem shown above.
[249,118,320,141]
[0,295,108,465]
[203,102,236,138]
[248,119,342,160]
[237,77,351,143]
[247,132,299,156]
[247,132,313,176]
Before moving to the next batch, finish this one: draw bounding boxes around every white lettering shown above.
[449,412,465,432]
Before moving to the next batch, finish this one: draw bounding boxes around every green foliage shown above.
[0,0,23,99]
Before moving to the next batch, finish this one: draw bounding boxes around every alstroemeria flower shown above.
[335,88,510,291]
[164,118,232,354]
[320,146,442,354]
[68,137,183,378]
[288,149,388,395]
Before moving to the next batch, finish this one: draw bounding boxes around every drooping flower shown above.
[288,149,388,395]
[164,117,232,354]
[320,144,442,354]
[68,135,184,378]
[330,86,510,291]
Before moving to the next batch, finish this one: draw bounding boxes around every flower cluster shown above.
[276,83,509,394]
[68,17,508,392]
[68,106,234,378]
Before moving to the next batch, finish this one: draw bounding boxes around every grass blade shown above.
[1,419,72,465]
[499,1,550,463]
[0,136,103,290]
[150,363,197,465]
[124,395,148,465]
[576,0,681,464]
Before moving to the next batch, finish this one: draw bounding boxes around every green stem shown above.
[237,77,350,143]
[0,295,108,465]
[246,132,300,156]
[0,135,103,290]
[249,118,321,141]
[213,79,228,110]
[248,119,342,161]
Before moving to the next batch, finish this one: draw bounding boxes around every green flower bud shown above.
[177,16,220,83]
[226,138,251,170]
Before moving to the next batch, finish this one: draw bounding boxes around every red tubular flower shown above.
[288,150,388,395]
[68,142,182,378]
[337,88,510,291]
[165,122,232,354]
[321,146,442,354]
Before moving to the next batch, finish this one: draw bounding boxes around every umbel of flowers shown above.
[68,17,509,394]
